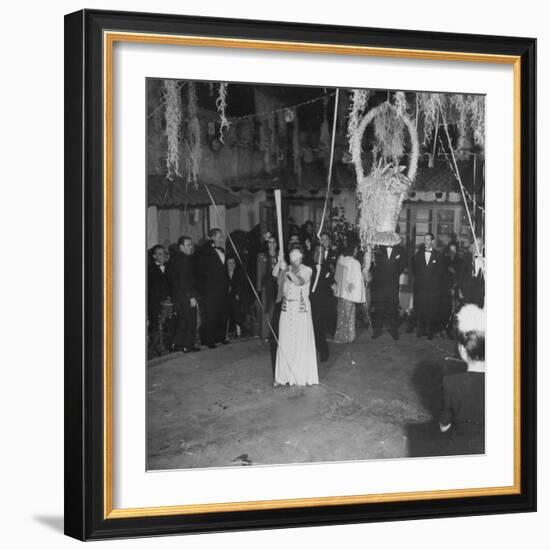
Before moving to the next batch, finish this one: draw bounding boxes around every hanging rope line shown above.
[147,81,186,119]
[229,92,336,122]
[147,80,335,122]
[437,100,482,258]
[437,136,485,214]
[312,88,340,294]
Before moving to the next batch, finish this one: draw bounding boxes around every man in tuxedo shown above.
[413,232,444,339]
[148,245,171,326]
[310,232,337,359]
[370,240,408,340]
[167,235,199,353]
[310,253,329,362]
[196,228,229,348]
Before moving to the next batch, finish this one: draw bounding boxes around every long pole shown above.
[274,189,284,260]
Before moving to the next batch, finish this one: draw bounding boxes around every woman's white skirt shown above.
[275,305,319,386]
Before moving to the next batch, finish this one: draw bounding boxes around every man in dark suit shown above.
[318,232,338,334]
[167,235,199,353]
[370,240,408,340]
[148,244,171,326]
[147,245,175,355]
[310,259,330,362]
[412,232,444,339]
[196,228,230,348]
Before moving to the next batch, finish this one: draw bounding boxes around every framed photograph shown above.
[64,9,536,540]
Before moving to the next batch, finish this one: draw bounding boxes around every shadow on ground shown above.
[33,516,64,533]
[404,357,484,458]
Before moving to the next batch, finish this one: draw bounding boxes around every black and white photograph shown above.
[145,79,487,470]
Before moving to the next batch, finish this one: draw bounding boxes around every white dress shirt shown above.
[424,248,433,266]
[214,246,225,264]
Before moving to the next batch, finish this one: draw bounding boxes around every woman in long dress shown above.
[333,243,366,343]
[272,248,319,386]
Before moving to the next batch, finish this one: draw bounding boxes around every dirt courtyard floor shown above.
[147,329,473,470]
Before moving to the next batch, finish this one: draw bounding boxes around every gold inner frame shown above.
[103,30,522,519]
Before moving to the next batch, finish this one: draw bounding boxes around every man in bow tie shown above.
[370,239,407,340]
[196,228,230,348]
[412,233,444,339]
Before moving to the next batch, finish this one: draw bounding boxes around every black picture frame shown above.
[64,8,536,541]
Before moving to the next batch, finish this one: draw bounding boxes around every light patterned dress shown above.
[333,255,366,344]
[274,265,319,386]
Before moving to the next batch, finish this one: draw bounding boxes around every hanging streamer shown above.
[164,80,182,180]
[215,83,230,142]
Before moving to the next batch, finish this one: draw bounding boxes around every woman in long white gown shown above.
[272,248,319,386]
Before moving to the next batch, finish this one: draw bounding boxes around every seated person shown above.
[439,304,486,454]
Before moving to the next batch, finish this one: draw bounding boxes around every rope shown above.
[312,88,340,294]
[437,136,485,213]
[148,81,335,123]
[147,81,186,119]
[229,92,336,122]
[319,382,352,400]
[437,100,482,258]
